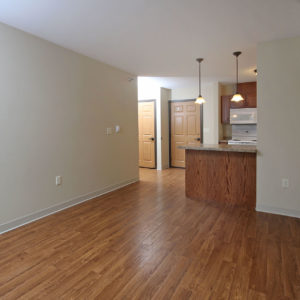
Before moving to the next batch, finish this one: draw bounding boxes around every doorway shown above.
[170,100,202,168]
[138,100,156,168]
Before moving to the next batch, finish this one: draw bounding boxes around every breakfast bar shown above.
[180,144,257,209]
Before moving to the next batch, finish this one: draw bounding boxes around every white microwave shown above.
[230,108,257,124]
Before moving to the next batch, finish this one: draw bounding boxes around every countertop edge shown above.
[178,145,257,153]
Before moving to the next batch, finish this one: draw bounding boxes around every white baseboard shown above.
[0,177,139,234]
[256,204,300,219]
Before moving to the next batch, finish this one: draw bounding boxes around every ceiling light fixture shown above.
[195,58,205,104]
[231,51,244,102]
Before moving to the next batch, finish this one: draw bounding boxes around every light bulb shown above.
[195,96,206,104]
[231,94,244,102]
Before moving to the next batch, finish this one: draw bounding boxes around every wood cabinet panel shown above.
[221,96,231,124]
[230,99,247,109]
[238,82,257,108]
[185,150,256,209]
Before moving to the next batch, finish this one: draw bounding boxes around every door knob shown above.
[195,138,201,141]
[149,137,155,141]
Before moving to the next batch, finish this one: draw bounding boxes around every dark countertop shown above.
[179,144,257,153]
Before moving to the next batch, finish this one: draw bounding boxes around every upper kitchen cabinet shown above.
[238,82,257,107]
[221,95,231,124]
[221,82,257,124]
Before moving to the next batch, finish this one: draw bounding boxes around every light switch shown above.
[56,176,62,186]
[106,127,113,135]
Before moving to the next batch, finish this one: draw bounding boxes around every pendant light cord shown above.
[199,61,201,97]
[236,55,238,94]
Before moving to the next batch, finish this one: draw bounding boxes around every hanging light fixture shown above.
[195,58,205,104]
[231,51,244,102]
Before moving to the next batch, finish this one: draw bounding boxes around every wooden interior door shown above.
[171,101,201,168]
[138,101,156,168]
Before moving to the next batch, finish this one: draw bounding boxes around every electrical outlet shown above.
[56,176,62,186]
[282,178,289,188]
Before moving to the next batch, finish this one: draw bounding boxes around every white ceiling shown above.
[0,0,300,83]
[139,77,200,90]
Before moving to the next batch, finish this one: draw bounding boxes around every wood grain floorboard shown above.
[0,168,299,299]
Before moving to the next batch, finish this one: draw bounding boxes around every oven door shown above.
[230,108,257,124]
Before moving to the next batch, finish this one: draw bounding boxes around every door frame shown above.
[168,99,204,168]
[138,99,157,169]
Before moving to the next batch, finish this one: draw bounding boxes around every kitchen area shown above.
[181,80,258,209]
[220,81,257,146]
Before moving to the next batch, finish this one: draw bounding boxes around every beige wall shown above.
[0,23,139,231]
[257,36,300,217]
[171,86,198,101]
[220,83,235,95]
[160,88,171,169]
[171,83,220,144]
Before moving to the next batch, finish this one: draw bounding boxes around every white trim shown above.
[0,177,139,234]
[256,204,300,219]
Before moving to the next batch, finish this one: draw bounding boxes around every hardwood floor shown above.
[0,168,299,299]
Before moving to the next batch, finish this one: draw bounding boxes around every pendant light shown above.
[195,58,205,104]
[231,51,244,102]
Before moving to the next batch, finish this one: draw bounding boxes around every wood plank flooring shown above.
[0,168,299,299]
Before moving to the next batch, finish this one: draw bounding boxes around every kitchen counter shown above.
[179,144,257,153]
[183,144,257,209]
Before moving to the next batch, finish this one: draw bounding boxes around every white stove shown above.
[229,124,257,145]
